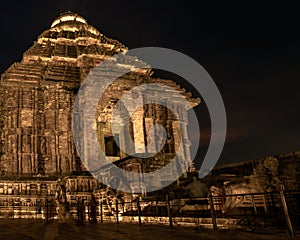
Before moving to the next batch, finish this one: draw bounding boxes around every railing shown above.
[0,191,298,237]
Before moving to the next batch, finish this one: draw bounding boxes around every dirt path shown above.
[0,219,296,240]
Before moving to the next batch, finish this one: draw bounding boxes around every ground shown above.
[0,219,296,240]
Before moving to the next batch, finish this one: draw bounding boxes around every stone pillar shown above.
[97,122,106,155]
[33,89,38,175]
[144,117,156,153]
[118,123,128,159]
[172,121,182,156]
[37,183,41,195]
[131,108,146,154]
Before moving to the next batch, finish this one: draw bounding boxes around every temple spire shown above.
[51,11,87,28]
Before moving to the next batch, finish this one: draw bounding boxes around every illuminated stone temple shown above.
[0,12,199,212]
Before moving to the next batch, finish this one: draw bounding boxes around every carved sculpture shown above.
[54,178,69,220]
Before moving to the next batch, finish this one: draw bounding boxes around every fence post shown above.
[179,198,182,215]
[251,194,257,215]
[166,195,174,230]
[88,203,90,222]
[262,194,268,213]
[100,201,103,223]
[279,185,295,237]
[116,199,119,224]
[208,192,218,231]
[137,197,142,226]
[46,200,49,221]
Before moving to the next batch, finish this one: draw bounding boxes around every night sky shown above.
[0,1,299,167]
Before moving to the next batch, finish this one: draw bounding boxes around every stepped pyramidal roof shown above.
[1,11,129,87]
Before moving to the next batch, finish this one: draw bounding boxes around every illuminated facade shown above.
[0,12,199,210]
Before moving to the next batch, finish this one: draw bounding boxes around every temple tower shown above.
[0,12,199,185]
